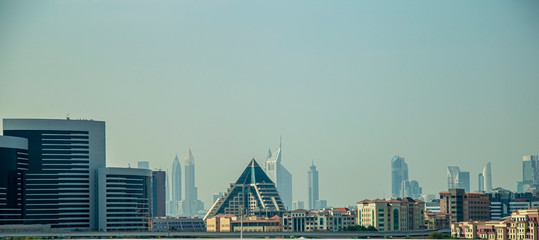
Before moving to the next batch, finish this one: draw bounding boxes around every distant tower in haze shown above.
[447,166,470,192]
[264,138,293,210]
[138,161,150,169]
[478,173,484,192]
[171,154,182,216]
[447,166,460,189]
[308,162,319,210]
[182,149,202,216]
[518,155,539,192]
[391,155,408,198]
[482,162,492,192]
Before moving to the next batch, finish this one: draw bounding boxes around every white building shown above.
[264,139,293,210]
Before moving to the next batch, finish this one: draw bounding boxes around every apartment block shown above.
[440,189,490,223]
[283,208,356,232]
[357,197,425,232]
[451,208,539,240]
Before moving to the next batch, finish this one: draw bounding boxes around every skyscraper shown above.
[400,180,423,199]
[3,118,106,230]
[518,155,539,192]
[204,159,285,221]
[458,171,470,192]
[264,138,293,210]
[171,154,182,216]
[183,149,202,216]
[292,201,305,210]
[391,155,408,198]
[447,166,470,192]
[482,162,492,192]
[308,162,319,210]
[447,166,460,189]
[478,173,484,192]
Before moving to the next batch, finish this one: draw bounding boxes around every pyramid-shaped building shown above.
[204,159,286,221]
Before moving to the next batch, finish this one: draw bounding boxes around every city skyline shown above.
[1,1,539,207]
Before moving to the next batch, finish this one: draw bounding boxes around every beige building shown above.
[283,208,356,232]
[425,211,450,229]
[451,208,539,240]
[231,215,282,232]
[206,214,236,232]
[357,197,425,232]
[206,214,282,232]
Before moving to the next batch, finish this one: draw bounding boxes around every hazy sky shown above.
[1,0,538,208]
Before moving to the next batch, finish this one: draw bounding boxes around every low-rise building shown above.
[451,208,539,240]
[357,197,425,232]
[206,214,236,232]
[283,208,356,232]
[206,214,282,232]
[426,199,441,213]
[425,211,450,229]
[231,215,282,232]
[152,217,205,232]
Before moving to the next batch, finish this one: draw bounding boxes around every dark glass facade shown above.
[4,130,91,229]
[0,137,28,225]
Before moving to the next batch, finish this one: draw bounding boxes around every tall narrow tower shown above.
[171,154,182,216]
[308,162,319,210]
[264,138,293,210]
[482,162,492,192]
[183,149,199,216]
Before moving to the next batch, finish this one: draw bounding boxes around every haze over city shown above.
[1,0,538,208]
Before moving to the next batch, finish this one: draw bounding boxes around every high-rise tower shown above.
[3,118,105,230]
[518,155,539,192]
[447,166,470,192]
[183,149,201,216]
[391,155,408,198]
[482,162,492,192]
[171,154,182,216]
[308,162,319,210]
[478,173,484,192]
[264,138,293,210]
